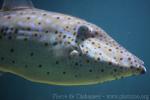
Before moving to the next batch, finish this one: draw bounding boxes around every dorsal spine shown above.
[1,0,34,11]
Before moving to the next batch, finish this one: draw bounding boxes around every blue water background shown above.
[0,0,150,100]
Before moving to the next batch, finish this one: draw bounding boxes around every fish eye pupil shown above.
[76,25,90,43]
[77,25,89,35]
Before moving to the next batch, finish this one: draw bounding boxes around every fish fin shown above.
[1,0,34,11]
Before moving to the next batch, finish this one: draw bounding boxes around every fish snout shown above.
[132,65,146,75]
[116,51,146,75]
[139,66,146,74]
[79,37,146,75]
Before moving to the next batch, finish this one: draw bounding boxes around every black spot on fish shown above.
[66,26,69,29]
[101,69,104,72]
[67,41,71,44]
[108,62,112,65]
[12,60,15,64]
[75,75,78,78]
[114,69,117,72]
[97,57,100,61]
[30,52,34,56]
[75,40,78,43]
[27,17,31,20]
[10,27,14,31]
[58,34,62,38]
[56,17,60,19]
[67,17,71,20]
[59,41,62,44]
[34,33,38,37]
[89,69,93,72]
[63,35,66,39]
[1,57,4,61]
[77,22,81,24]
[79,53,82,57]
[120,51,123,54]
[24,38,28,41]
[76,35,79,38]
[130,66,134,69]
[73,32,76,36]
[85,51,88,54]
[44,42,49,47]
[81,45,84,47]
[45,30,49,34]
[108,49,112,52]
[27,27,31,31]
[92,42,95,45]
[95,31,99,35]
[3,33,6,37]
[0,28,4,33]
[4,27,8,32]
[43,13,47,16]
[7,16,11,19]
[94,60,98,63]
[128,57,131,61]
[86,59,90,63]
[8,36,12,40]
[55,61,59,64]
[10,48,14,53]
[47,72,50,75]
[99,53,102,55]
[55,31,58,34]
[120,58,123,61]
[38,22,41,25]
[38,64,42,68]
[120,76,124,79]
[25,65,28,68]
[52,42,58,46]
[115,77,119,80]
[0,35,2,39]
[75,62,79,66]
[63,72,66,75]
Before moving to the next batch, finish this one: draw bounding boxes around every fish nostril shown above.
[70,50,79,57]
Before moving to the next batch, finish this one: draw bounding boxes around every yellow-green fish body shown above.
[0,0,146,85]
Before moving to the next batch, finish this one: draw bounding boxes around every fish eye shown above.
[77,25,90,35]
[76,25,91,42]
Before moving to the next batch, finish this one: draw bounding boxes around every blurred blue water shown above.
[0,0,150,100]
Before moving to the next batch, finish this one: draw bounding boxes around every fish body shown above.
[0,0,146,85]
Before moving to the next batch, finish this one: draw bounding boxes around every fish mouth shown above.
[141,67,146,74]
[137,65,146,74]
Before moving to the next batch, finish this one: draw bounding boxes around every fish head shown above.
[48,18,146,84]
[67,22,146,81]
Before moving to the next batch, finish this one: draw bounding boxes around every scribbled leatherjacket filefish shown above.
[0,0,146,85]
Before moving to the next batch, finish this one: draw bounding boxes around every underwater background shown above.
[0,0,150,100]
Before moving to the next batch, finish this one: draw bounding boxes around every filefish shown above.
[0,0,146,85]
